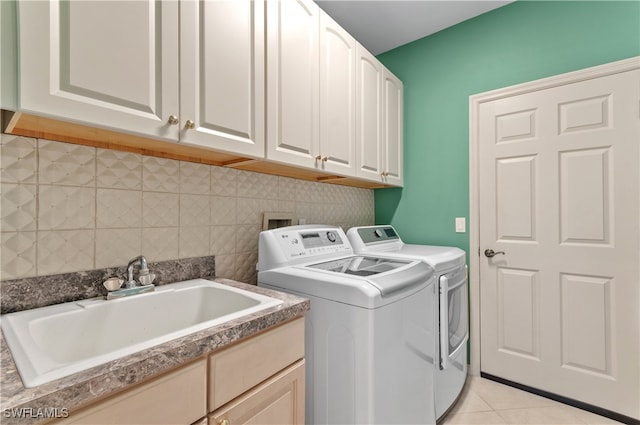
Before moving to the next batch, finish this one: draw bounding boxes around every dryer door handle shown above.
[439,276,449,371]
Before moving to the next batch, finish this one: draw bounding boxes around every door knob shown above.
[484,249,506,258]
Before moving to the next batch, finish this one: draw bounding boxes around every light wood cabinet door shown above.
[355,44,384,182]
[18,0,180,141]
[319,12,356,176]
[179,0,265,158]
[56,360,207,425]
[208,318,305,411]
[382,68,404,186]
[266,0,320,168]
[210,360,305,425]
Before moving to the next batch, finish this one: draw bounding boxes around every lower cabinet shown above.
[209,361,304,425]
[53,318,304,425]
[55,360,208,425]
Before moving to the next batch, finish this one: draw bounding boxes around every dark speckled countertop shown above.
[0,278,309,425]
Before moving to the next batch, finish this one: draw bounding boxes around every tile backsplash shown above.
[0,135,374,284]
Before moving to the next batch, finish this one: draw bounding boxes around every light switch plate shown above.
[455,217,466,233]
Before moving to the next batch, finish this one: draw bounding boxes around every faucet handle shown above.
[139,273,156,286]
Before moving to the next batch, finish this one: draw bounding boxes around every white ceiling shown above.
[315,0,514,55]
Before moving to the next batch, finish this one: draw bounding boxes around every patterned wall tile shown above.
[96,149,142,190]
[39,140,95,186]
[142,192,179,227]
[95,228,141,268]
[1,231,36,280]
[39,185,95,230]
[295,179,325,203]
[142,227,179,262]
[0,135,37,184]
[214,253,236,280]
[236,198,261,225]
[295,202,324,225]
[38,229,94,275]
[142,156,180,193]
[278,177,297,201]
[236,224,261,253]
[211,196,237,225]
[0,138,376,281]
[235,251,258,284]
[211,166,237,197]
[180,194,210,227]
[237,170,278,199]
[210,225,236,255]
[180,161,211,195]
[179,226,210,258]
[97,189,142,228]
[1,183,37,232]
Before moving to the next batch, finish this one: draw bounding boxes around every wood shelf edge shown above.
[2,111,395,190]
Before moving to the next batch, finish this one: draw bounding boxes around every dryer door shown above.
[439,266,468,369]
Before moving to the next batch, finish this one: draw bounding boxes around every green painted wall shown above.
[375,1,640,258]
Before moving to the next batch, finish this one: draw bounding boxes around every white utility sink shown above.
[0,279,282,388]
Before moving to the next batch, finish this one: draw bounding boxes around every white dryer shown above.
[347,225,468,420]
[258,225,437,425]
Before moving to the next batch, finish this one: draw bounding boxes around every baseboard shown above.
[480,372,639,425]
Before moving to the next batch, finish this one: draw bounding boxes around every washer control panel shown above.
[276,227,351,259]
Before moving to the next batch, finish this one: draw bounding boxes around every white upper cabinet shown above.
[18,0,180,141]
[17,0,264,157]
[179,0,265,157]
[266,0,320,168]
[319,12,357,176]
[382,69,404,186]
[355,45,404,186]
[355,45,383,181]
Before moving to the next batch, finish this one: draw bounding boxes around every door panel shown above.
[319,12,356,175]
[478,68,640,419]
[180,0,265,157]
[19,0,179,140]
[266,0,319,166]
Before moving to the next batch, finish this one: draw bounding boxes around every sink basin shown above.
[0,279,282,388]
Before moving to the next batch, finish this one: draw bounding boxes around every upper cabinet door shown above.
[355,45,383,181]
[18,0,179,141]
[179,0,265,158]
[383,69,404,186]
[266,0,320,168]
[319,12,356,176]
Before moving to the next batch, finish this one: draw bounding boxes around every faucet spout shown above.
[126,256,149,288]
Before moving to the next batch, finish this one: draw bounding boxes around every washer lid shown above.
[306,255,429,296]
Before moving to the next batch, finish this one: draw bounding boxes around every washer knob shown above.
[326,231,337,242]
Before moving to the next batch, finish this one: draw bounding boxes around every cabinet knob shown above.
[381,171,389,177]
[314,155,322,161]
[218,419,230,425]
[184,120,195,130]
[167,115,179,125]
[322,156,328,162]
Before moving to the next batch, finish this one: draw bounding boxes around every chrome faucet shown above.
[125,255,152,288]
[106,256,156,300]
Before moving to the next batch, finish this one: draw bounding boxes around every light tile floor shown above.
[439,376,625,425]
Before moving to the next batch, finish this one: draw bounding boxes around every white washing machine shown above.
[257,225,437,425]
[347,225,468,420]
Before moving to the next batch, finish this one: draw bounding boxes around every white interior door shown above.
[477,64,640,419]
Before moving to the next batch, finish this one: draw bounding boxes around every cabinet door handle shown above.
[218,419,230,425]
[321,156,328,162]
[184,119,195,129]
[167,115,179,125]
[314,155,322,161]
